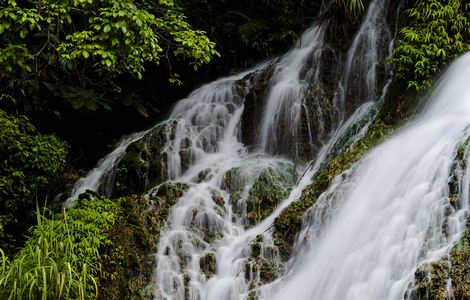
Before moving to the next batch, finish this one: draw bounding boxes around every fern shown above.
[392,0,470,91]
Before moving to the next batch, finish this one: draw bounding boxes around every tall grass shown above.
[0,196,118,299]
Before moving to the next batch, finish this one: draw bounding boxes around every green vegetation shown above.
[393,0,470,90]
[0,187,189,299]
[0,195,119,299]
[0,0,218,114]
[0,109,68,251]
[246,167,297,225]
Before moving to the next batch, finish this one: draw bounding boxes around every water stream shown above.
[261,52,470,300]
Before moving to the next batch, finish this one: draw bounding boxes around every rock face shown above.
[222,162,298,227]
[240,64,276,149]
[112,123,171,197]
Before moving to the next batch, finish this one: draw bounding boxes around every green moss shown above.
[246,168,296,225]
[101,182,189,299]
[200,252,217,278]
[406,227,470,300]
[448,229,470,299]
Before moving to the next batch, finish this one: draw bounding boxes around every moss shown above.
[244,258,279,284]
[245,168,296,225]
[243,235,283,297]
[113,124,170,197]
[211,190,226,208]
[448,229,470,299]
[406,261,450,300]
[99,194,157,300]
[148,182,190,227]
[221,167,242,193]
[100,182,189,299]
[406,227,470,300]
[200,252,217,278]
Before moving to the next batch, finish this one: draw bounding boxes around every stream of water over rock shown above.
[62,1,470,299]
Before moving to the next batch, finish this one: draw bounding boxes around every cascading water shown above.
[65,131,146,207]
[337,0,391,111]
[150,0,394,297]
[261,54,470,300]
[64,0,398,298]
[257,26,325,156]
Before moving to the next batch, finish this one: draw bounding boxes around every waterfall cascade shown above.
[63,0,470,299]
[262,53,470,300]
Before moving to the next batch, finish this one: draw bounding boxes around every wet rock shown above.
[200,252,217,278]
[273,121,391,261]
[240,64,276,149]
[113,123,172,197]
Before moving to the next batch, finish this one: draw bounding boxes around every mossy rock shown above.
[222,163,297,227]
[100,182,189,299]
[148,182,190,228]
[244,257,279,284]
[406,261,450,300]
[448,228,470,299]
[240,65,275,148]
[406,227,470,300]
[113,123,172,197]
[100,194,159,300]
[200,252,217,278]
[245,168,296,225]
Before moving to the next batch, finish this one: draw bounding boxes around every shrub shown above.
[0,109,68,248]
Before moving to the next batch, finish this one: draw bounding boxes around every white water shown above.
[338,0,391,112]
[258,26,325,155]
[64,0,402,298]
[150,5,392,295]
[65,131,146,207]
[263,54,470,300]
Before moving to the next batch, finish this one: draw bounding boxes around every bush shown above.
[0,109,68,248]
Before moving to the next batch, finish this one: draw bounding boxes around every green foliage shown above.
[0,195,119,300]
[322,0,364,19]
[0,0,218,113]
[0,109,68,247]
[392,0,470,90]
[180,0,320,58]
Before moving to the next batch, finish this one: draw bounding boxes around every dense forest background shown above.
[1,0,469,298]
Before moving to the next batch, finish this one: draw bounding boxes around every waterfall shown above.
[262,53,470,300]
[257,26,325,156]
[64,0,400,298]
[65,131,147,207]
[150,0,393,297]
